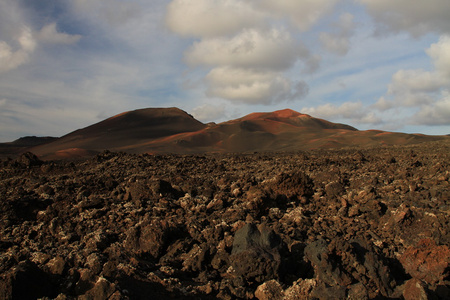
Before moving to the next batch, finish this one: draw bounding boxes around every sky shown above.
[1,0,450,142]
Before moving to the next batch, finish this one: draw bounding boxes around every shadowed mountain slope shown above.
[0,136,58,159]
[29,107,206,159]
[25,107,449,159]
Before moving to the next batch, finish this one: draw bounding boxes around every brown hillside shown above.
[30,107,206,159]
[27,107,450,159]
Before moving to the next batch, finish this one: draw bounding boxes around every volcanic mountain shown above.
[20,107,449,159]
[28,107,206,158]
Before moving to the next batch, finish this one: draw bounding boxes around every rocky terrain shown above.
[1,140,449,299]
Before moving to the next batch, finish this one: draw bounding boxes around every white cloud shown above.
[302,101,381,124]
[166,0,338,37]
[358,111,381,124]
[303,101,361,118]
[298,44,322,74]
[385,36,450,108]
[258,0,338,31]
[427,35,450,75]
[320,13,356,55]
[181,26,312,104]
[373,97,394,111]
[205,67,308,104]
[191,103,226,122]
[165,0,334,105]
[357,0,450,36]
[413,93,450,125]
[0,0,193,141]
[37,23,82,45]
[185,28,300,71]
[389,69,446,94]
[0,2,80,74]
[376,36,450,127]
[166,0,265,38]
[0,27,36,73]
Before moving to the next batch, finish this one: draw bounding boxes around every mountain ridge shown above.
[2,107,448,159]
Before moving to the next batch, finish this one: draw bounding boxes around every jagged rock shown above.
[45,256,66,275]
[16,152,43,167]
[347,283,369,300]
[181,243,208,273]
[400,238,450,286]
[266,171,314,201]
[229,223,283,283]
[78,277,116,300]
[403,278,430,300]
[0,142,449,299]
[283,278,317,300]
[0,260,57,300]
[304,238,396,298]
[311,283,347,300]
[255,280,284,300]
[84,230,110,252]
[231,223,281,255]
[86,253,103,275]
[304,238,352,287]
[325,181,345,198]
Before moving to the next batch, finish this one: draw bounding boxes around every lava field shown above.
[1,141,449,299]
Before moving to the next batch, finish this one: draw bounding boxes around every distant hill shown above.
[3,107,448,160]
[0,136,57,159]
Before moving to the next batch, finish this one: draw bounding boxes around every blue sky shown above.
[1,0,450,142]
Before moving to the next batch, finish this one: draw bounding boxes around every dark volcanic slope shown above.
[28,107,449,159]
[0,136,57,159]
[30,107,207,159]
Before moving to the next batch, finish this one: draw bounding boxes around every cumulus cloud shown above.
[389,70,446,95]
[303,101,360,118]
[166,0,265,37]
[413,93,450,125]
[387,36,450,96]
[372,97,394,111]
[0,22,82,73]
[0,0,82,74]
[357,0,450,36]
[385,36,450,107]
[185,28,300,71]
[191,103,226,122]
[427,35,450,75]
[302,101,381,125]
[320,13,356,55]
[205,67,308,104]
[37,23,82,45]
[0,26,36,73]
[376,36,450,126]
[258,0,338,31]
[166,0,338,37]
[165,0,335,104]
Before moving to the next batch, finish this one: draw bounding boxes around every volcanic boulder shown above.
[400,239,450,287]
[304,238,397,298]
[230,223,283,284]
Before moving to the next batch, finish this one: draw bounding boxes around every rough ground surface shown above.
[0,141,449,299]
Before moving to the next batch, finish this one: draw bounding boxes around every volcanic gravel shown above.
[0,141,449,299]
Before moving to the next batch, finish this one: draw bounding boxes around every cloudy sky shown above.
[1,0,450,142]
